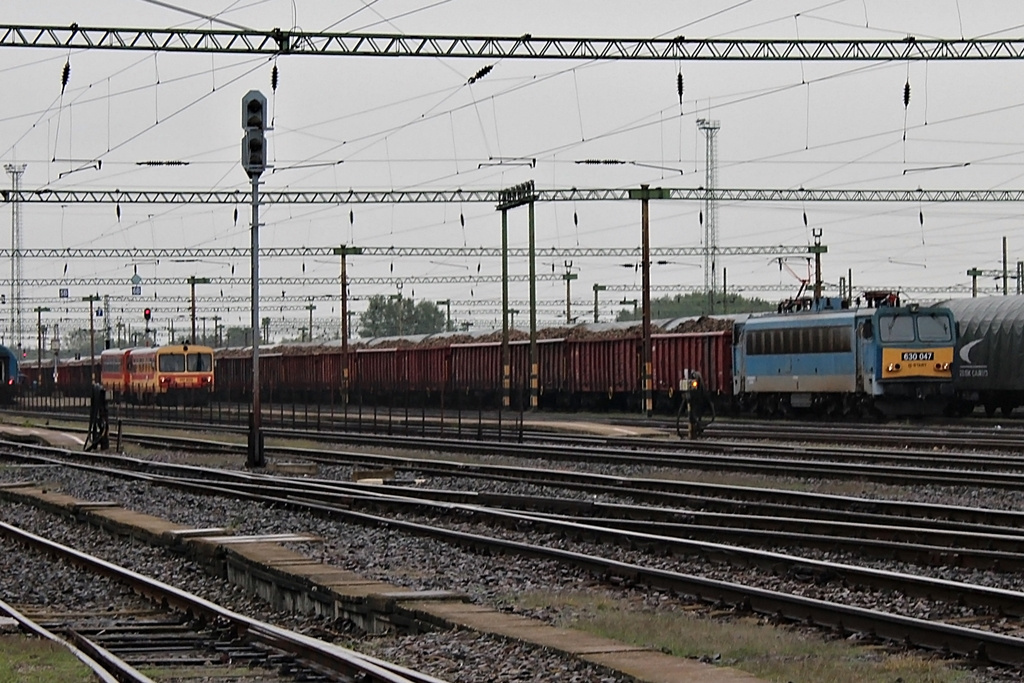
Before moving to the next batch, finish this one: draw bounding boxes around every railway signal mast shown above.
[242,90,267,468]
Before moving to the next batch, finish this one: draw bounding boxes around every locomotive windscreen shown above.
[187,352,213,372]
[159,354,186,372]
[917,315,953,342]
[878,315,914,342]
[158,352,213,372]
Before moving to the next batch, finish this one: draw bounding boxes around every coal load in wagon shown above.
[667,316,735,334]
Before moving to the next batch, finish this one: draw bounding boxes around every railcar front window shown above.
[878,315,914,342]
[187,353,213,372]
[159,354,185,372]
[917,315,953,342]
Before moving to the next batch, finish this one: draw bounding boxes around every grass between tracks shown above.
[513,590,978,683]
[0,635,95,683]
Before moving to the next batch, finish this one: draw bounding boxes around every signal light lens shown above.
[144,308,152,321]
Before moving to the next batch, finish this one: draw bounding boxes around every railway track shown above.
[0,520,444,683]
[13,434,1024,551]
[123,421,1024,489]
[17,401,1024,452]
[17,406,1024,490]
[2,601,335,682]
[5,439,1024,668]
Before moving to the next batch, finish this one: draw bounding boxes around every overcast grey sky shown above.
[4,1,1024,338]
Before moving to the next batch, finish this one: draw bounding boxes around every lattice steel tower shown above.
[697,118,720,313]
[4,164,25,349]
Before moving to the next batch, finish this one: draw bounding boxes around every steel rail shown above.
[700,420,1024,451]
[148,473,1024,667]
[18,410,1024,517]
[528,513,1024,568]
[6,441,1024,663]
[51,404,1024,467]
[19,406,1024,504]
[251,426,1024,490]
[0,598,131,683]
[58,630,158,683]
[9,441,1024,614]
[12,433,1024,537]
[150,472,1024,614]
[152,465,1024,570]
[0,520,443,683]
[63,400,1024,459]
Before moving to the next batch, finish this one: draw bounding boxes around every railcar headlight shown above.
[887,363,901,372]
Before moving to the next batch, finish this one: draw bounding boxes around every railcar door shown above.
[732,326,747,394]
[855,316,878,396]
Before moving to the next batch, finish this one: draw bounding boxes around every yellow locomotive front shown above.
[127,344,215,405]
[876,307,955,382]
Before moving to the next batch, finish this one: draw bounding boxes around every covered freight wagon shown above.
[943,296,1024,416]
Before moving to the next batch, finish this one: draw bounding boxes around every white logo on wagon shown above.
[959,339,983,364]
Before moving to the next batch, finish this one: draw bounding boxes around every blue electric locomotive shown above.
[0,343,19,404]
[732,295,955,417]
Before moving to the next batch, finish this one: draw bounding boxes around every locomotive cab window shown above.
[917,315,953,342]
[187,353,213,372]
[159,354,186,372]
[878,315,914,342]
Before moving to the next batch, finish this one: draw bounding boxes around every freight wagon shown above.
[21,354,95,397]
[943,296,1024,416]
[211,325,733,413]
[26,296,960,420]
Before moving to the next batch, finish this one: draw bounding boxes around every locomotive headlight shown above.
[887,363,901,372]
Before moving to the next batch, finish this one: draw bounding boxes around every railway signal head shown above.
[241,90,267,177]
[144,307,152,322]
[242,90,267,130]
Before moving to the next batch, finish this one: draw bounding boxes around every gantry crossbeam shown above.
[603,283,990,295]
[0,245,810,259]
[0,274,562,287]
[4,188,1023,204]
[1,25,1022,61]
